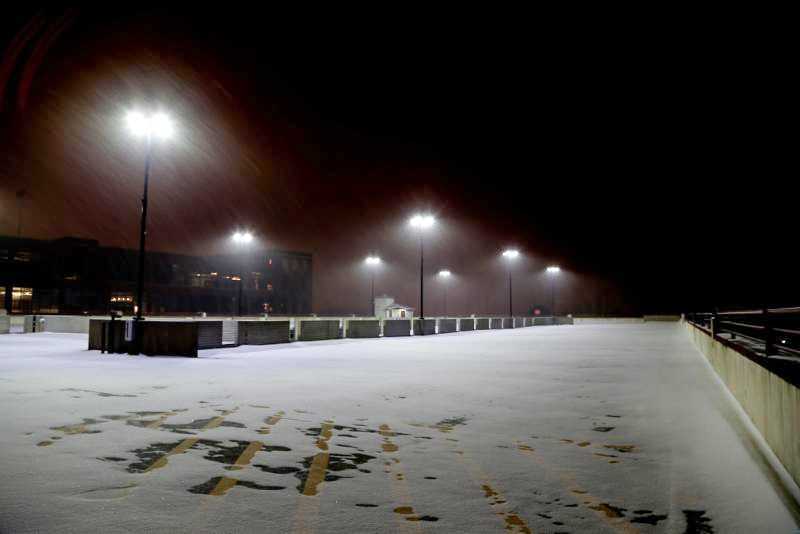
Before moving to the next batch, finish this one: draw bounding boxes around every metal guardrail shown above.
[686,308,800,358]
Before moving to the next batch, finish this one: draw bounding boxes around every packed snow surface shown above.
[0,323,797,533]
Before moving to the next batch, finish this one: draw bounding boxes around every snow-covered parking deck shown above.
[0,324,797,533]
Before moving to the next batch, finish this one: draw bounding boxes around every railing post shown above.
[763,307,774,357]
[710,310,718,337]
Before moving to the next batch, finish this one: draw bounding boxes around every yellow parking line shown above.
[259,411,285,435]
[203,416,225,430]
[380,423,423,534]
[513,441,639,534]
[208,440,265,496]
[143,412,174,429]
[143,437,198,473]
[302,422,334,496]
[449,444,533,533]
[232,440,264,469]
[209,476,239,496]
[292,420,336,534]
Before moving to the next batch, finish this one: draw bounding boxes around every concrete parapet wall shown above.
[196,322,223,349]
[438,319,457,334]
[644,315,681,322]
[299,320,341,341]
[0,315,9,334]
[38,315,91,333]
[533,317,554,326]
[238,321,290,345]
[413,319,437,336]
[573,317,644,324]
[383,319,411,337]
[685,322,800,489]
[346,320,380,338]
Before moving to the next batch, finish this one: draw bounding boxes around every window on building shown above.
[13,250,33,262]
[11,287,33,313]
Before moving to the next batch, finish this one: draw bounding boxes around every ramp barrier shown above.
[299,319,341,341]
[413,319,437,335]
[459,318,475,331]
[197,321,224,348]
[238,321,291,345]
[346,320,380,338]
[438,318,457,334]
[383,319,411,337]
[89,319,199,357]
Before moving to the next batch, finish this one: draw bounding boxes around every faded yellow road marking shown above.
[291,420,336,534]
[448,442,533,534]
[202,407,238,430]
[513,440,639,534]
[208,440,265,496]
[380,424,423,533]
[209,476,238,496]
[143,412,175,429]
[258,410,285,434]
[203,416,225,430]
[231,440,264,470]
[144,437,198,473]
[302,422,334,496]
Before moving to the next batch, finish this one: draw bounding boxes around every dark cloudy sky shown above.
[0,8,793,315]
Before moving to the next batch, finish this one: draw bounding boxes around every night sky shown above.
[0,8,792,315]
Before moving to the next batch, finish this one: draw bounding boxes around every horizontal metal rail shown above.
[686,306,800,360]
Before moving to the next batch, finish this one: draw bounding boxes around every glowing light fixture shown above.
[409,214,435,229]
[438,269,451,277]
[546,265,561,274]
[126,111,174,139]
[365,256,381,265]
[502,249,520,259]
[232,231,254,244]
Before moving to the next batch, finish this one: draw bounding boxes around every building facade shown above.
[373,295,414,319]
[0,235,311,316]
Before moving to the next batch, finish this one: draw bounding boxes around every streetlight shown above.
[438,269,451,317]
[125,110,174,352]
[365,255,381,316]
[546,265,561,317]
[502,249,520,318]
[231,231,254,316]
[409,214,435,331]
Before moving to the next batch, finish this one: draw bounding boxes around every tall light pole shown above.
[409,214,435,331]
[502,249,520,317]
[232,231,254,316]
[438,269,451,316]
[546,265,561,317]
[125,111,174,349]
[365,255,381,316]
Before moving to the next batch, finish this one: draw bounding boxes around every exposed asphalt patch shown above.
[631,513,669,525]
[202,440,290,465]
[253,464,301,474]
[684,510,714,533]
[160,418,246,433]
[126,439,216,473]
[61,388,137,398]
[294,452,376,492]
[187,477,285,494]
